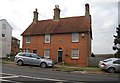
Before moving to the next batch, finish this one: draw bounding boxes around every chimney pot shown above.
[85,3,90,16]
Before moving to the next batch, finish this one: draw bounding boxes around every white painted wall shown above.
[0,21,2,58]
[0,19,12,58]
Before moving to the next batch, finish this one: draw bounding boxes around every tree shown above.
[113,25,120,58]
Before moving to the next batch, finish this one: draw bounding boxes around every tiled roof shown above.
[21,16,91,36]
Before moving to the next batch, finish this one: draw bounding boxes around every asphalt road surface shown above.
[0,64,119,83]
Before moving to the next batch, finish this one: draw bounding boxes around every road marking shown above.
[0,72,15,76]
[1,73,66,82]
[0,79,22,83]
[0,75,19,79]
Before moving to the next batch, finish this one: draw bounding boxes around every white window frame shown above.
[72,33,79,42]
[71,49,79,59]
[45,34,50,43]
[26,36,30,43]
[24,49,30,53]
[44,49,50,58]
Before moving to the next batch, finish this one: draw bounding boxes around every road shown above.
[1,64,119,83]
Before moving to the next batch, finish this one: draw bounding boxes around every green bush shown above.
[6,53,15,61]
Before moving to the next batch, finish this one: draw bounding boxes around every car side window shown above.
[113,60,120,64]
[19,54,26,56]
[31,54,39,58]
[25,54,31,57]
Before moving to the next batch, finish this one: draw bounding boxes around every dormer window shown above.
[45,34,50,43]
[72,33,79,42]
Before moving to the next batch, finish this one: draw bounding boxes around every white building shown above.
[0,19,12,58]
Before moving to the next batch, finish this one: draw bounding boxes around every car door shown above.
[22,53,31,64]
[30,54,41,66]
[113,60,120,72]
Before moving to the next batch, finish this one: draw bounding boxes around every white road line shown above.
[0,79,22,83]
[1,72,66,82]
[0,72,15,76]
[0,75,19,79]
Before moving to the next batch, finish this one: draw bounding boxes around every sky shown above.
[0,0,119,54]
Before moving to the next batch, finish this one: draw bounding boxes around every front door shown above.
[58,48,62,63]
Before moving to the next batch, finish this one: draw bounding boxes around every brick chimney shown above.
[53,5,60,20]
[85,3,90,16]
[33,9,38,22]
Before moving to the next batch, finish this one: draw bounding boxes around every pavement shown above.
[54,64,107,75]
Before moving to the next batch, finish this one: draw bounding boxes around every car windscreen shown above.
[103,59,112,62]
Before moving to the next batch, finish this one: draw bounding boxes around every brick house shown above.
[11,37,20,55]
[21,3,92,66]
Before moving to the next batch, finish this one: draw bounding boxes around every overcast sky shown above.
[0,0,119,54]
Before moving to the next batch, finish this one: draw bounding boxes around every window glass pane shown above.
[25,54,31,57]
[18,41,20,44]
[32,54,39,58]
[24,49,30,53]
[19,54,25,56]
[113,60,120,64]
[2,34,5,37]
[45,34,50,43]
[71,49,79,59]
[33,50,37,53]
[26,36,30,43]
[72,33,79,42]
[44,49,50,58]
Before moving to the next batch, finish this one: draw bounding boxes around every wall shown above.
[0,21,2,58]
[0,19,12,58]
[22,32,91,66]
[88,54,114,67]
[11,38,20,55]
[88,57,104,67]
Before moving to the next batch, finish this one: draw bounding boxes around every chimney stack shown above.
[33,8,38,22]
[53,5,60,20]
[85,3,90,16]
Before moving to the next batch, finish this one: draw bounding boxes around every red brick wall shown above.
[11,39,20,55]
[22,33,91,66]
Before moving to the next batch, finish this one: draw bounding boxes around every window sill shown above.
[26,42,30,43]
[71,57,79,59]
[72,41,79,43]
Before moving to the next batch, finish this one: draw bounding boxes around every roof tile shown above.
[21,16,91,36]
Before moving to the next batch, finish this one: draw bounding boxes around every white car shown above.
[99,58,120,73]
[14,52,54,68]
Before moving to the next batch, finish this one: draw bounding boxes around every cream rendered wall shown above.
[0,21,2,58]
[0,19,12,58]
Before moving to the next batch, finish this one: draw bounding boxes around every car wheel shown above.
[17,60,23,66]
[41,62,47,68]
[108,67,115,73]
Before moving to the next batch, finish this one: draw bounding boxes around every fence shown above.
[88,57,105,67]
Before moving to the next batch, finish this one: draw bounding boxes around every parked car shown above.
[99,58,120,73]
[14,52,54,68]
